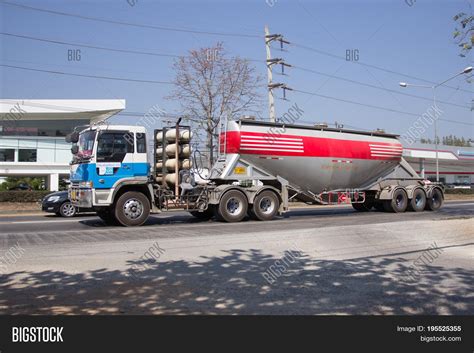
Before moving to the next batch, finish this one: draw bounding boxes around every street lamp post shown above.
[399,66,472,183]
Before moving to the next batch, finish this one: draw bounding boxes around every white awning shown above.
[0,99,125,123]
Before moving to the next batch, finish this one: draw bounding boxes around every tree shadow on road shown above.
[0,249,472,314]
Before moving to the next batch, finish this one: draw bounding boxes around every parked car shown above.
[41,191,93,217]
[9,183,32,191]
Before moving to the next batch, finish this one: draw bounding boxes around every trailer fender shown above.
[425,185,444,199]
[208,185,249,205]
[404,185,426,200]
[249,186,281,204]
[377,185,407,201]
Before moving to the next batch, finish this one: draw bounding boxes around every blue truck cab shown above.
[69,125,155,226]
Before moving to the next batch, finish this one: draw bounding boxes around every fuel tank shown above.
[221,119,404,193]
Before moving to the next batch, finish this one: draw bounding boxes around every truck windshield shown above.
[78,130,97,158]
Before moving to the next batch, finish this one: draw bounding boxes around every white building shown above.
[0,99,125,191]
[403,142,474,185]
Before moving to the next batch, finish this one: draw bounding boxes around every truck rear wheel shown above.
[384,188,408,213]
[217,190,248,223]
[251,190,280,221]
[407,188,426,212]
[426,188,443,211]
[115,191,150,226]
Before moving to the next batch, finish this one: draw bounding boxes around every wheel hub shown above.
[415,194,423,206]
[123,198,143,220]
[226,197,242,215]
[259,197,275,214]
[62,203,75,216]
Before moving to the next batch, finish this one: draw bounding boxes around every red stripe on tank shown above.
[221,131,402,160]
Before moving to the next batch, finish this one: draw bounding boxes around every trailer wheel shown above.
[251,190,280,221]
[217,190,248,223]
[426,188,443,211]
[407,188,426,212]
[384,188,408,213]
[114,191,150,226]
[190,206,215,220]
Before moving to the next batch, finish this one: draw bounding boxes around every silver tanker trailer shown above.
[69,118,444,226]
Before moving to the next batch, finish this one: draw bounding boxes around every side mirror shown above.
[66,131,79,143]
[71,145,79,155]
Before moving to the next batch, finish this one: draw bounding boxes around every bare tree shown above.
[168,42,263,166]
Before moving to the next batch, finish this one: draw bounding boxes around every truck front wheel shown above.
[217,190,248,223]
[115,191,150,226]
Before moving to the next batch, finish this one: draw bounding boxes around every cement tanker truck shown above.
[68,118,443,226]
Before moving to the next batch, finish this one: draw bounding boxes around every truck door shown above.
[133,132,149,177]
[95,131,135,188]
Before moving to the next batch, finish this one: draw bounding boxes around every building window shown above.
[456,176,470,185]
[18,149,37,162]
[0,149,15,162]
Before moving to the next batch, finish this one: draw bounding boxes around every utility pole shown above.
[265,25,275,122]
[265,25,292,122]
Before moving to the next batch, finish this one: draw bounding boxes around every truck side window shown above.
[137,133,146,153]
[97,132,133,162]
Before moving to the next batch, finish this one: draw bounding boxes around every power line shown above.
[3,0,470,99]
[0,1,261,39]
[3,31,470,112]
[293,88,474,126]
[291,42,473,95]
[0,32,182,59]
[292,65,472,110]
[0,64,174,84]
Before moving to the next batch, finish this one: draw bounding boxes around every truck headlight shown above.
[79,181,93,188]
[47,195,61,203]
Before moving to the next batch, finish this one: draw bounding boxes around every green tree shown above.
[0,176,45,191]
[453,10,474,58]
[421,135,472,147]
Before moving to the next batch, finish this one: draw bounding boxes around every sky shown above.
[0,0,473,141]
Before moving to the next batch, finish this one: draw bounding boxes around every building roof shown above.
[401,141,474,161]
[0,99,125,123]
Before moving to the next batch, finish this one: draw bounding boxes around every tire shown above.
[190,206,215,220]
[97,209,119,225]
[251,190,280,221]
[114,192,150,227]
[407,188,426,212]
[426,188,444,211]
[217,190,248,223]
[59,201,77,217]
[384,188,408,213]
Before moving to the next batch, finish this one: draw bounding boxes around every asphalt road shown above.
[0,200,473,314]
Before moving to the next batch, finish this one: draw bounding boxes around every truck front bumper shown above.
[70,187,93,208]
